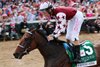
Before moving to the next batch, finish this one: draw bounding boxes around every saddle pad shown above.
[63,40,97,67]
[77,40,97,67]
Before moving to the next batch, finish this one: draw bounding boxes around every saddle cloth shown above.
[63,40,97,67]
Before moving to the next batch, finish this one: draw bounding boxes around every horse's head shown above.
[13,28,38,59]
[13,27,48,59]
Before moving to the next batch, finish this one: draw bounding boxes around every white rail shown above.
[0,17,99,25]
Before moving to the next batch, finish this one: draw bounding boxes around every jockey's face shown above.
[42,10,50,17]
[47,9,53,15]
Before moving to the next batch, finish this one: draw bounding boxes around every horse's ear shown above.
[25,26,35,36]
[30,25,39,31]
[29,26,35,31]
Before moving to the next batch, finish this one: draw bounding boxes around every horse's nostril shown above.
[13,53,19,59]
[13,53,15,56]
[13,52,25,59]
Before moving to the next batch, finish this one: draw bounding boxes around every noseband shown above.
[18,45,25,48]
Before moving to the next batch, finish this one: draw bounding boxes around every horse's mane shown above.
[29,27,65,44]
[36,29,48,41]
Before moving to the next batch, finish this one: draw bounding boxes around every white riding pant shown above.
[66,10,84,41]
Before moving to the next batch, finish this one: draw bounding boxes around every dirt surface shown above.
[0,33,100,67]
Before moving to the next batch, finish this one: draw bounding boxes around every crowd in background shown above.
[0,0,100,40]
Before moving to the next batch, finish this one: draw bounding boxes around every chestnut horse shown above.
[13,28,100,67]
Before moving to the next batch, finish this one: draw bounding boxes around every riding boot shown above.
[73,45,81,63]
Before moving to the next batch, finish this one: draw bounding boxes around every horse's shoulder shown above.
[56,39,66,44]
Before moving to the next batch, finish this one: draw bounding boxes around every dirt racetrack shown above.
[0,33,100,67]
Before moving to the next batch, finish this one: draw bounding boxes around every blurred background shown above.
[0,0,99,41]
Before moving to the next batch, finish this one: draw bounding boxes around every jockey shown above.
[39,2,84,63]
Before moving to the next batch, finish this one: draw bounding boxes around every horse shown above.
[13,27,100,67]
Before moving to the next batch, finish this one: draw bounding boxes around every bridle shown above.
[26,30,33,35]
[18,30,34,52]
[13,30,36,59]
[18,29,48,50]
[14,28,48,59]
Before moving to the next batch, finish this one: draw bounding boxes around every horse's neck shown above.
[37,42,66,60]
[35,31,68,61]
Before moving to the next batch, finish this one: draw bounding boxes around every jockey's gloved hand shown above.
[47,34,54,41]
[47,34,58,41]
